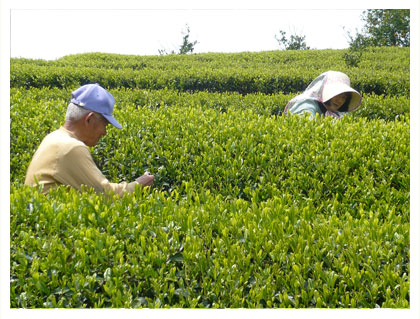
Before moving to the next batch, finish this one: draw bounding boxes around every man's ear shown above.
[85,112,95,124]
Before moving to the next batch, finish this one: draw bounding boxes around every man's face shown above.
[85,113,109,147]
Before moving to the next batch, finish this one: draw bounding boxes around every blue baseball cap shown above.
[71,83,122,129]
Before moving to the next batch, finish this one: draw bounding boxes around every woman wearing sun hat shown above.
[283,71,362,119]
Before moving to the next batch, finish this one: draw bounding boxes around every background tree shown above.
[344,9,409,67]
[275,30,310,50]
[348,9,410,48]
[159,24,198,55]
[178,25,198,54]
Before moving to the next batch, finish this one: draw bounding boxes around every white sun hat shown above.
[321,71,362,112]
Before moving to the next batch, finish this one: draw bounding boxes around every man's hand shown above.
[136,172,154,187]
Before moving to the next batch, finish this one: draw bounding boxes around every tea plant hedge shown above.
[10,48,410,308]
[11,47,409,96]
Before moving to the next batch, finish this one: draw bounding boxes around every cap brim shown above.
[103,114,122,129]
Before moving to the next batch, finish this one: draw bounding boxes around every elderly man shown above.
[25,83,154,196]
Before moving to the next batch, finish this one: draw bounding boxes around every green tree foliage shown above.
[349,9,410,48]
[159,24,198,55]
[178,25,198,54]
[275,30,310,50]
[343,9,409,67]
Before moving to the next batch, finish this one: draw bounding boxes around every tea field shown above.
[10,47,410,308]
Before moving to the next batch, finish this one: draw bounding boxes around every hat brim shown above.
[347,91,362,112]
[322,83,362,112]
[103,114,122,129]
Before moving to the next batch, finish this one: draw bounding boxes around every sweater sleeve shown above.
[290,100,321,119]
[55,144,137,197]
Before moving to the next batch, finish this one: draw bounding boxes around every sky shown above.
[9,9,366,60]
[3,1,418,60]
[1,1,420,319]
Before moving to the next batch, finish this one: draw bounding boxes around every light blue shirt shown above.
[286,99,345,119]
[286,99,323,119]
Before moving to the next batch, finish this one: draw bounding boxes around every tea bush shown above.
[10,183,409,308]
[10,47,409,96]
[10,87,409,186]
[10,48,410,308]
